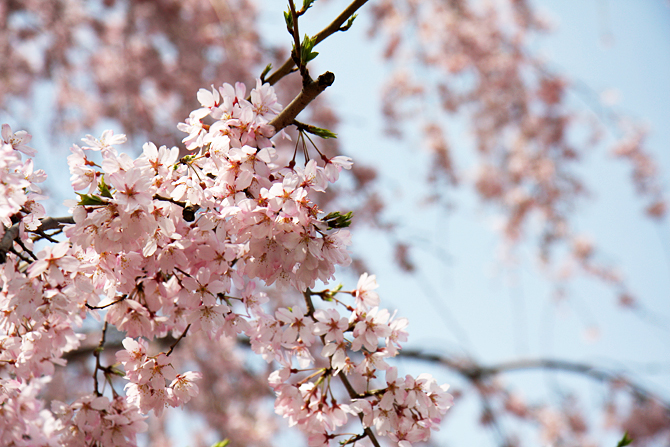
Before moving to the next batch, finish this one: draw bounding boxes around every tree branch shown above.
[339,370,382,447]
[269,71,335,134]
[166,324,191,357]
[93,322,108,397]
[264,0,369,87]
[400,349,670,410]
[0,216,75,262]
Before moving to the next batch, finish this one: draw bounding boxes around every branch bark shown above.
[268,71,335,134]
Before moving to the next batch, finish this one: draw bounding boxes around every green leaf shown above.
[323,211,353,229]
[340,13,358,31]
[210,440,230,447]
[260,63,273,82]
[98,175,113,198]
[283,10,293,31]
[304,50,318,63]
[301,0,316,12]
[303,125,337,139]
[76,193,107,206]
[616,432,633,447]
[300,34,319,64]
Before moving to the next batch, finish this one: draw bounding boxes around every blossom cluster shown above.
[0,127,84,443]
[116,337,202,416]
[265,274,452,447]
[0,79,451,447]
[0,124,45,232]
[51,394,148,447]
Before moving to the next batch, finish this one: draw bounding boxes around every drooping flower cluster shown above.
[0,79,450,447]
[0,130,84,444]
[265,274,452,447]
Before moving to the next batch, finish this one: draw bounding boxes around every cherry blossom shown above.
[0,65,453,447]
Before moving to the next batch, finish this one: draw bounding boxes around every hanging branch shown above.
[400,349,670,410]
[303,290,383,447]
[166,324,191,357]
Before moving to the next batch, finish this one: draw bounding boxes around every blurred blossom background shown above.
[1,0,669,445]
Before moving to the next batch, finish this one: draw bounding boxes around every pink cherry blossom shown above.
[2,123,36,156]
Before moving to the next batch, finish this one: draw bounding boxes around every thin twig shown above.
[153,194,188,208]
[287,0,310,83]
[400,350,670,411]
[166,324,191,357]
[86,296,127,310]
[265,0,369,86]
[339,371,382,447]
[93,322,109,396]
[32,229,59,244]
[9,247,32,263]
[14,237,37,260]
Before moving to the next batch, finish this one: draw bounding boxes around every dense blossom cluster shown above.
[0,80,451,446]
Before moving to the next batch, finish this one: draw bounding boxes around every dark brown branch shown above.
[166,324,191,357]
[36,216,75,231]
[93,322,108,396]
[14,237,37,260]
[269,71,335,135]
[303,289,316,317]
[1,216,75,261]
[264,0,369,86]
[339,371,382,447]
[86,296,127,310]
[9,247,32,263]
[153,194,187,208]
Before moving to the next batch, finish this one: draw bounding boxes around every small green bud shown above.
[341,14,358,31]
[301,34,319,64]
[97,176,113,198]
[302,0,316,12]
[283,10,293,31]
[260,63,273,82]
